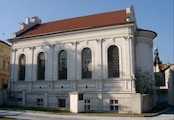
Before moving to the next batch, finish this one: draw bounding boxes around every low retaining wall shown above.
[131,93,155,114]
[141,94,156,112]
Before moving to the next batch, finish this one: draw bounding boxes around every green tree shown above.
[135,68,155,94]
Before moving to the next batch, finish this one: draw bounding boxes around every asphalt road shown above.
[0,108,173,120]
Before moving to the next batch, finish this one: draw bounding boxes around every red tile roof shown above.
[17,9,127,38]
[159,64,171,72]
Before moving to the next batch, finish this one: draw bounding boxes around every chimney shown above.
[14,16,42,38]
[26,17,30,25]
[13,32,17,38]
[32,16,38,22]
[19,22,26,30]
[31,16,42,24]
[126,6,136,22]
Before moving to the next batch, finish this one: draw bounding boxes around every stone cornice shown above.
[136,29,157,39]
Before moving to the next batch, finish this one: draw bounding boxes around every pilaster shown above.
[44,92,48,108]
[95,39,103,79]
[22,91,26,106]
[76,42,81,80]
[10,49,16,82]
[13,49,18,81]
[123,35,134,79]
[45,44,54,81]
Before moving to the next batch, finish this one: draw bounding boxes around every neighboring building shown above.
[8,6,157,113]
[166,64,174,105]
[153,48,174,105]
[0,40,11,90]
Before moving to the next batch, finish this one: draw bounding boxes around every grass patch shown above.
[0,118,15,120]
[0,104,167,117]
[78,112,154,117]
[0,105,69,113]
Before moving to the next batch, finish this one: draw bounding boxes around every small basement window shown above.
[84,99,90,110]
[110,100,118,111]
[17,98,23,102]
[78,93,83,100]
[37,98,43,106]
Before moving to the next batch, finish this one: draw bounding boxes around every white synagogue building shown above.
[8,6,157,113]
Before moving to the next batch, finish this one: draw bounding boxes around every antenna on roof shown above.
[2,33,11,45]
[2,33,6,41]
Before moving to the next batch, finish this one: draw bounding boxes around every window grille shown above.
[58,50,67,79]
[84,99,90,110]
[37,52,45,80]
[108,46,119,78]
[19,54,26,80]
[37,98,43,106]
[110,100,118,111]
[82,48,92,79]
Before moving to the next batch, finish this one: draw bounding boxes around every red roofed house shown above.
[153,49,174,106]
[8,6,157,113]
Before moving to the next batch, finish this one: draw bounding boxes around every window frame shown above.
[58,99,66,108]
[110,99,119,111]
[37,98,43,106]
[81,47,92,79]
[107,45,120,78]
[37,52,45,80]
[58,50,67,80]
[84,99,91,110]
[18,54,26,81]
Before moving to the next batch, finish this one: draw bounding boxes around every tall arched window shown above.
[19,54,26,80]
[37,52,45,80]
[58,50,67,80]
[108,45,119,78]
[82,48,92,79]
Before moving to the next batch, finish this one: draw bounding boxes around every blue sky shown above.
[0,0,173,63]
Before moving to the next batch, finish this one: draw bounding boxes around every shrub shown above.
[135,68,155,94]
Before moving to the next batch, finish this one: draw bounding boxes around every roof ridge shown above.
[42,9,126,25]
[10,7,132,40]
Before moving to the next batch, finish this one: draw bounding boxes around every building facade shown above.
[154,63,174,105]
[8,7,156,113]
[0,41,11,90]
[167,65,174,105]
[153,48,174,106]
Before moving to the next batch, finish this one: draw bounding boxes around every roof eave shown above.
[8,22,135,42]
[136,28,157,40]
[0,40,11,47]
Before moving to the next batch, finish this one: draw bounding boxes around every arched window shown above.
[19,54,26,80]
[82,48,92,79]
[108,45,119,78]
[37,52,45,80]
[58,50,67,80]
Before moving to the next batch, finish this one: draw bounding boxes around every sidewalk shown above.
[0,106,173,120]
